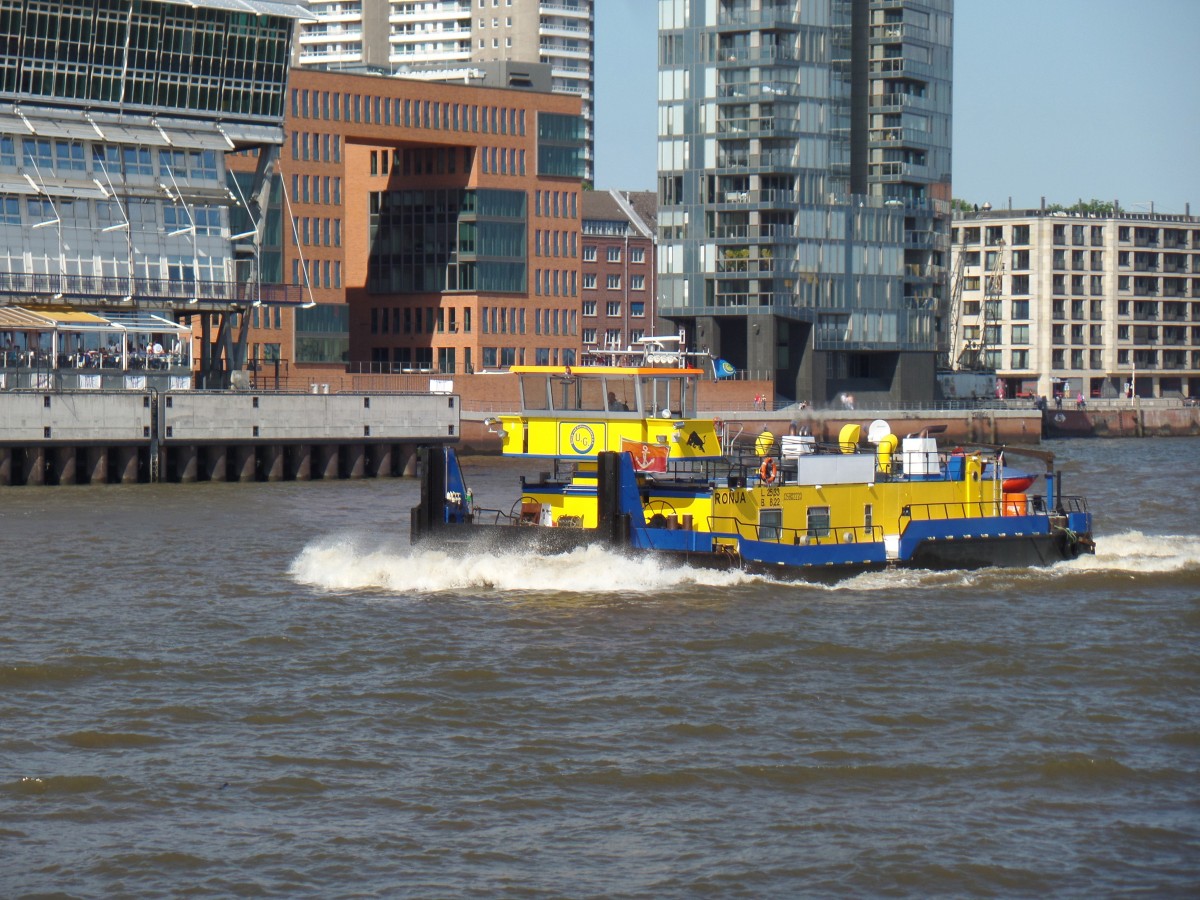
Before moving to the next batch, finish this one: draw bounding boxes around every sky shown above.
[593,0,1200,214]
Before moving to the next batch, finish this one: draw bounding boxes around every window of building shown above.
[607,246,621,262]
[630,301,645,317]
[606,274,621,290]
[1011,324,1029,344]
[583,245,596,261]
[1011,300,1029,319]
[582,300,596,316]
[606,301,621,317]
[631,247,645,263]
[631,275,645,291]
[1010,349,1029,369]
[583,273,596,289]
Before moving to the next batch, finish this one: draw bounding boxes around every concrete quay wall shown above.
[0,390,459,487]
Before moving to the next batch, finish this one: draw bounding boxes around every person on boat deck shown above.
[607,391,628,411]
[755,428,775,457]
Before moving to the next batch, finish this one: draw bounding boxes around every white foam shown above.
[289,530,1200,597]
[1068,530,1200,574]
[289,537,758,595]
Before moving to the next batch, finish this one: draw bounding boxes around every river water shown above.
[2,438,1198,898]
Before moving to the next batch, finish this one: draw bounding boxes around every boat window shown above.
[640,376,682,417]
[806,506,831,539]
[603,377,635,412]
[520,375,550,411]
[760,508,782,542]
[552,374,605,411]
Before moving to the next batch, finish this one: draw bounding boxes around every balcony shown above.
[868,56,935,79]
[0,272,303,307]
[540,2,590,19]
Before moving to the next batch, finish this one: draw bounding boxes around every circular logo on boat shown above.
[569,424,595,454]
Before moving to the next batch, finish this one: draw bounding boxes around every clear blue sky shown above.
[594,0,1200,214]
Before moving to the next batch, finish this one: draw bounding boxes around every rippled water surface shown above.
[3,438,1199,898]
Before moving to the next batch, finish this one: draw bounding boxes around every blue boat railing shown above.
[707,516,885,546]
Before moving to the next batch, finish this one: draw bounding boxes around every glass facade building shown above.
[656,0,952,404]
[0,0,310,388]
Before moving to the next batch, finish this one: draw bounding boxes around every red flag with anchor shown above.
[621,439,669,473]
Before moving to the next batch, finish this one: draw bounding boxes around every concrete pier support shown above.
[176,445,199,483]
[23,447,45,486]
[316,444,340,480]
[115,446,139,484]
[0,447,11,486]
[234,445,257,482]
[54,447,77,485]
[369,444,393,478]
[345,443,365,479]
[292,445,312,481]
[206,445,228,482]
[86,446,108,485]
[399,444,419,478]
[263,445,285,482]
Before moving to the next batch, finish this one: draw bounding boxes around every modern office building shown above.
[581,190,657,360]
[656,0,952,404]
[950,206,1200,401]
[297,0,596,181]
[0,0,312,390]
[229,66,587,385]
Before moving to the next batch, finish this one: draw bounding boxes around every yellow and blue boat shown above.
[412,362,1094,582]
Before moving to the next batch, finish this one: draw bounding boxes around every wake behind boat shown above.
[412,356,1094,583]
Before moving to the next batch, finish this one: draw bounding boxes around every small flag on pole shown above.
[712,358,736,379]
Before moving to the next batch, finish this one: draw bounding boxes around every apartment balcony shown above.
[871,160,931,181]
[392,28,471,45]
[710,223,795,242]
[869,22,931,42]
[391,6,471,25]
[869,56,934,79]
[716,7,803,28]
[870,125,933,146]
[869,92,932,113]
[716,81,798,101]
[539,42,593,61]
[540,2,591,20]
[298,25,362,41]
[716,115,802,139]
[304,9,364,25]
[391,47,471,63]
[540,22,592,39]
[714,45,794,65]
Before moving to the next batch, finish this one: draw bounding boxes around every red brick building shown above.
[228,66,586,387]
[580,190,658,361]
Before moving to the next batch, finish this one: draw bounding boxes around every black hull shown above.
[906,531,1088,571]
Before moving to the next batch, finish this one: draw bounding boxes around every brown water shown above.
[2,439,1199,897]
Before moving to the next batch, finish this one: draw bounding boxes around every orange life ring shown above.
[759,457,778,484]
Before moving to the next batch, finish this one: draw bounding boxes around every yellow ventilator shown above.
[838,422,862,454]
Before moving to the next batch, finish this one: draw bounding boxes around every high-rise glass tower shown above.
[656,0,952,404]
[298,0,595,181]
